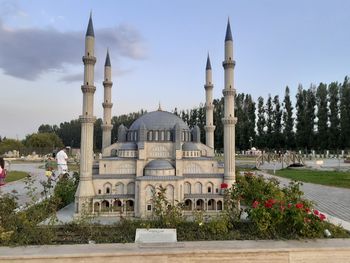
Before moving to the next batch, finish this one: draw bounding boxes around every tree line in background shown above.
[1,76,350,155]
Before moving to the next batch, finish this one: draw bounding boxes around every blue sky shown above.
[1,0,350,139]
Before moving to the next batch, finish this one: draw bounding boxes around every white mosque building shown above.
[74,14,237,218]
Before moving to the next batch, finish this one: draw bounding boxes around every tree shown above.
[245,94,256,149]
[23,133,64,154]
[57,119,81,148]
[256,96,266,149]
[328,82,340,150]
[316,83,329,151]
[213,98,224,150]
[235,93,246,150]
[0,139,24,155]
[340,77,350,149]
[304,86,317,150]
[265,95,273,149]
[295,85,306,149]
[282,86,295,149]
[272,95,283,149]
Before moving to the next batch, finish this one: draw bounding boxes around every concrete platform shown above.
[1,239,350,262]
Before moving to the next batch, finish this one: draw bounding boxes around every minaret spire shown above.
[102,49,113,152]
[86,12,95,37]
[206,53,212,70]
[225,18,233,42]
[75,13,97,215]
[222,19,237,186]
[204,53,215,149]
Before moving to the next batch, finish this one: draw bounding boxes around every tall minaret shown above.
[101,49,113,152]
[75,13,96,214]
[204,54,215,149]
[222,19,237,186]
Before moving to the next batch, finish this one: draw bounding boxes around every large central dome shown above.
[129,110,189,131]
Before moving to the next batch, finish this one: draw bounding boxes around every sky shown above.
[1,0,350,139]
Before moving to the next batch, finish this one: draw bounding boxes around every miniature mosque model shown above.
[75,14,237,218]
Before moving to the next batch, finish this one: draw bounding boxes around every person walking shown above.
[56,147,69,178]
[0,157,7,186]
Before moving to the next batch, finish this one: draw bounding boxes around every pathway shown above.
[258,170,350,230]
[0,162,56,207]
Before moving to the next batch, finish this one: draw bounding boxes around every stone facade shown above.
[75,16,236,218]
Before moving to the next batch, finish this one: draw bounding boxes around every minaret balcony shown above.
[81,85,96,94]
[204,125,216,132]
[204,84,213,90]
[82,55,97,65]
[80,115,96,123]
[102,102,113,108]
[102,124,113,131]
[103,80,113,87]
[222,117,237,125]
[222,59,235,69]
[222,89,235,96]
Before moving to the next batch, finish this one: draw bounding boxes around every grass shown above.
[5,171,29,183]
[273,168,350,189]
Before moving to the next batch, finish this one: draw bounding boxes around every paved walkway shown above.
[258,170,350,230]
[0,162,57,207]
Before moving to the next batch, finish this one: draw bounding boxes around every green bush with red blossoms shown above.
[231,172,348,239]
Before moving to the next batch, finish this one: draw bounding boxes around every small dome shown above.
[182,142,199,151]
[129,111,189,131]
[119,142,137,150]
[144,160,174,170]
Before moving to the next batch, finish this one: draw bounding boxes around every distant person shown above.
[56,147,69,177]
[0,157,7,186]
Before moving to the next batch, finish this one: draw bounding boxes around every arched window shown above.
[184,182,191,194]
[194,182,202,194]
[148,131,153,141]
[104,182,112,194]
[127,182,135,194]
[116,183,124,194]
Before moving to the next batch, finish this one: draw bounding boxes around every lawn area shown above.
[5,171,29,183]
[274,168,350,189]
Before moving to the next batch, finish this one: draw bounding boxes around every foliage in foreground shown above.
[237,172,346,239]
[0,171,349,246]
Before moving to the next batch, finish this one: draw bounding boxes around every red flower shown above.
[313,210,319,216]
[305,208,311,214]
[288,203,292,208]
[280,205,285,212]
[319,213,326,221]
[220,183,228,189]
[252,200,259,208]
[295,203,304,209]
[264,201,273,208]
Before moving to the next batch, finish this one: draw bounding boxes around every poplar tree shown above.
[340,77,350,148]
[256,96,266,149]
[328,82,340,150]
[272,95,283,149]
[265,95,273,149]
[246,94,256,149]
[282,86,295,149]
[295,85,306,149]
[305,86,316,150]
[316,83,328,151]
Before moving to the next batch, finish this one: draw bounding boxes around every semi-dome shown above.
[129,110,189,131]
[144,159,174,170]
[144,159,175,176]
[182,142,199,151]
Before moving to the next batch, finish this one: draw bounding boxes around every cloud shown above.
[0,19,147,81]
